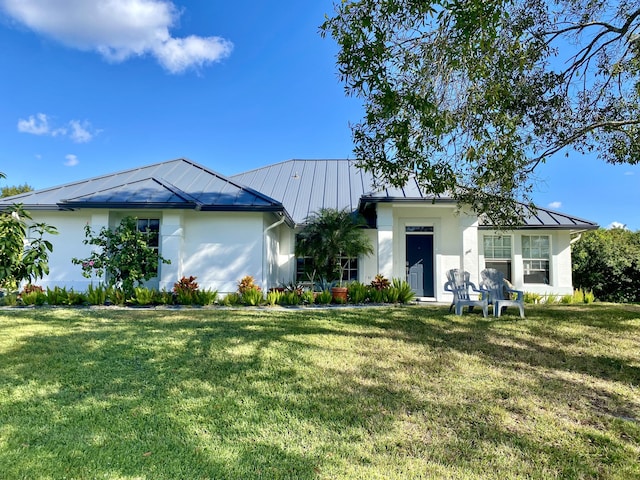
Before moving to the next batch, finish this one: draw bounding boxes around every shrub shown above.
[392,278,415,304]
[107,287,126,306]
[560,294,574,304]
[242,288,263,306]
[20,290,47,306]
[370,274,391,291]
[0,293,18,306]
[131,287,155,306]
[545,293,559,304]
[194,289,218,306]
[315,289,332,305]
[222,292,242,306]
[72,216,170,297]
[174,276,199,305]
[67,290,88,306]
[46,286,69,306]
[86,283,108,305]
[301,290,315,305]
[524,292,543,304]
[154,288,175,305]
[368,287,386,303]
[384,285,400,303]
[348,281,368,303]
[0,204,57,290]
[266,290,282,306]
[238,275,261,294]
[280,290,302,306]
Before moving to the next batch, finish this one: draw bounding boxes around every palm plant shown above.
[295,208,374,285]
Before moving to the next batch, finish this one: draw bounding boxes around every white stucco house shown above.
[0,158,598,301]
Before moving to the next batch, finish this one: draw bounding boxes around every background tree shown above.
[72,216,171,296]
[295,208,374,284]
[1,183,33,198]
[321,0,640,225]
[572,227,640,303]
[0,204,57,290]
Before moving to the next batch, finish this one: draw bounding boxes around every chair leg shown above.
[519,305,525,318]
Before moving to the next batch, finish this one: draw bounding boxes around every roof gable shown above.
[0,158,288,217]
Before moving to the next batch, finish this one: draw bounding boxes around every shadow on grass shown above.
[0,305,639,478]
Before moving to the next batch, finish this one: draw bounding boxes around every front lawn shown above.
[0,305,638,479]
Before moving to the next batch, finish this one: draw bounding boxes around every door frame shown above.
[405,225,435,298]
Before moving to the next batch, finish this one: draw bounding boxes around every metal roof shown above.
[0,158,291,221]
[230,159,377,225]
[0,157,598,231]
[232,159,598,231]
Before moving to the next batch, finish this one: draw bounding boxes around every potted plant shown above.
[295,208,373,302]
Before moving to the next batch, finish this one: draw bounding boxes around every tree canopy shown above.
[1,183,33,198]
[572,227,640,303]
[321,0,639,225]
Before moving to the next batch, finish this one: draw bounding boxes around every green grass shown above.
[0,304,639,479]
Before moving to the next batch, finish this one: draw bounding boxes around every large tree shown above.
[1,183,33,198]
[321,0,640,225]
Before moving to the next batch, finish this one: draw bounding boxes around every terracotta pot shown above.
[331,286,348,303]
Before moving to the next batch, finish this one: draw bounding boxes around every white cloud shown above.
[0,0,233,73]
[17,113,97,142]
[17,113,51,135]
[624,171,634,176]
[547,201,562,209]
[64,154,79,167]
[68,120,93,143]
[607,221,628,230]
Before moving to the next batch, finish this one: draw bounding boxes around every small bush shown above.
[46,286,69,306]
[0,293,18,306]
[242,288,263,306]
[107,287,126,306]
[154,288,175,305]
[315,289,332,305]
[238,275,261,294]
[560,294,574,304]
[131,287,155,306]
[301,290,315,305]
[392,278,415,304]
[368,287,385,303]
[266,290,282,306]
[348,281,368,304]
[370,274,391,291]
[544,293,559,304]
[86,283,108,305]
[280,290,302,306]
[524,292,543,304]
[222,292,242,306]
[21,290,47,306]
[194,289,218,306]
[174,276,199,305]
[67,290,88,306]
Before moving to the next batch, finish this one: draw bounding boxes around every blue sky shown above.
[1,0,638,230]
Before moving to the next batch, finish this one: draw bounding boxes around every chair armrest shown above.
[506,288,524,301]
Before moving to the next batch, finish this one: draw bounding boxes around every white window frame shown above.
[522,235,551,285]
[483,235,513,281]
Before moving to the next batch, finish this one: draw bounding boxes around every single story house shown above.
[1,158,598,300]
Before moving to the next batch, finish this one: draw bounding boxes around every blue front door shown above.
[406,233,434,297]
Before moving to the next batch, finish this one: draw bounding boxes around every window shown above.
[137,218,161,276]
[136,218,160,250]
[522,235,550,284]
[483,235,512,282]
[296,256,359,283]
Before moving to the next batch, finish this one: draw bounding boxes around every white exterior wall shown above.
[371,203,468,301]
[181,211,264,294]
[28,210,104,290]
[479,229,575,296]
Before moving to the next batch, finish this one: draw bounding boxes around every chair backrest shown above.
[480,268,508,302]
[446,269,473,301]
